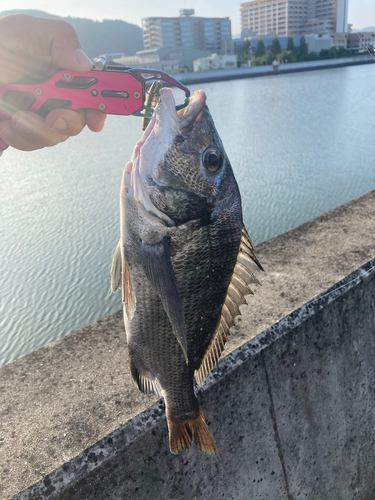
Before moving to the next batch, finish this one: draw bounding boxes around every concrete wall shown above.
[11,258,375,500]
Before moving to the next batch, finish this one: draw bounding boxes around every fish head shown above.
[128,87,239,225]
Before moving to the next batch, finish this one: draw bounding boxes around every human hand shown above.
[0,14,106,151]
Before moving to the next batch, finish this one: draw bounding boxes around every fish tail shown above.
[166,406,217,456]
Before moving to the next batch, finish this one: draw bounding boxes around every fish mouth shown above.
[143,87,207,137]
[136,88,207,153]
[177,89,206,133]
[125,89,207,226]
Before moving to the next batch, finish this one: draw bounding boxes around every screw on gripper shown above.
[141,81,164,131]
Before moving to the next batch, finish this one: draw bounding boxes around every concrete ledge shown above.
[11,259,375,500]
[1,190,375,499]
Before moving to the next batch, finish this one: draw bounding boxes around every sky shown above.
[3,0,375,34]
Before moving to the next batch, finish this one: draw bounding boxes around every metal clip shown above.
[128,69,190,118]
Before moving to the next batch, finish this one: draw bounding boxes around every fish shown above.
[111,87,263,455]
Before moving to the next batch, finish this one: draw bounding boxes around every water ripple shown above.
[1,65,375,366]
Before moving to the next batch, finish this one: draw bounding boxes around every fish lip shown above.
[177,89,207,132]
[127,89,207,225]
[138,88,207,151]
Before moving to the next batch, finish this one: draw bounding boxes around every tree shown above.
[256,37,265,57]
[272,35,281,55]
[244,37,251,59]
[287,34,296,54]
[300,34,308,57]
[280,50,296,63]
[337,46,347,57]
[240,37,251,64]
[238,38,251,65]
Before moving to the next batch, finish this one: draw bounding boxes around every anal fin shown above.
[129,355,161,397]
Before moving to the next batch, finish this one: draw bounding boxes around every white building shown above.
[305,34,334,53]
[335,0,349,33]
[114,46,209,73]
[142,10,232,55]
[193,54,237,72]
[332,32,349,49]
[240,0,349,37]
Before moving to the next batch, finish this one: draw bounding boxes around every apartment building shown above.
[240,0,349,37]
[240,0,306,36]
[142,10,231,55]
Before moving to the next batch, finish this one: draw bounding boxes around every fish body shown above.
[111,88,262,454]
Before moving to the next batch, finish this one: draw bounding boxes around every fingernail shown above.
[74,48,93,68]
[0,128,15,143]
[14,117,32,135]
[52,117,68,132]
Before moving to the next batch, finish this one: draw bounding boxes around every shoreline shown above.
[176,54,374,85]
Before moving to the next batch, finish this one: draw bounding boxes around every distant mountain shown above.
[359,27,375,32]
[0,9,144,57]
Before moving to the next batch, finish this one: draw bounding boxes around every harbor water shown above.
[1,63,375,366]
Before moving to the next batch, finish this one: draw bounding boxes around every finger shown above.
[0,120,45,151]
[9,111,69,149]
[45,109,86,136]
[85,109,107,133]
[0,46,48,86]
[0,44,58,86]
[0,14,93,73]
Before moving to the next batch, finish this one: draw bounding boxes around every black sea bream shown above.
[111,88,263,455]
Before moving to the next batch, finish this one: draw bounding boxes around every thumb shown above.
[0,15,93,73]
[50,20,93,73]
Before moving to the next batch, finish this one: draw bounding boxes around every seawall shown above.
[177,54,374,85]
[1,190,375,499]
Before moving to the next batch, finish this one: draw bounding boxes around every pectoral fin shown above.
[110,240,122,293]
[141,237,188,363]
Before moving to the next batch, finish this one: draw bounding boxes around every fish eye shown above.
[203,147,223,173]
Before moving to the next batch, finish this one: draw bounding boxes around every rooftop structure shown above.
[142,10,232,55]
[240,0,349,37]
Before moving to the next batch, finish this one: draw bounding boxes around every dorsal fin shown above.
[241,225,264,272]
[195,224,263,386]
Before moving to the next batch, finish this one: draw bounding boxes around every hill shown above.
[0,9,144,57]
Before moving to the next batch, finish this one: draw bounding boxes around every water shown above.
[1,64,375,367]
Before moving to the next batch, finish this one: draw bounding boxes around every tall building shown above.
[240,0,349,37]
[142,10,232,55]
[240,0,301,37]
[305,0,348,34]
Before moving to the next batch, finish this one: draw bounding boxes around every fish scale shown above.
[112,87,262,455]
